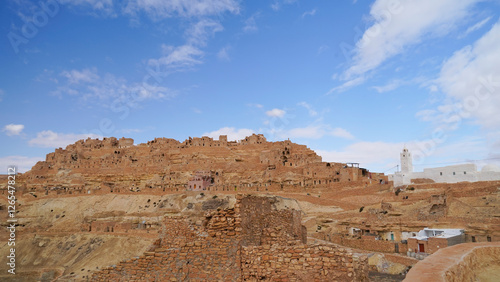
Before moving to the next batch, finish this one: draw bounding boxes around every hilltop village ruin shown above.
[0,134,499,281]
[21,134,386,195]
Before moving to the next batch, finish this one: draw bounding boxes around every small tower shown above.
[400,147,413,174]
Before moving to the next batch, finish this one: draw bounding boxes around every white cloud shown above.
[301,9,316,18]
[317,45,329,55]
[202,127,255,141]
[317,135,495,173]
[248,103,263,109]
[437,20,500,130]
[331,127,354,139]
[186,19,224,47]
[297,102,317,116]
[58,0,115,16]
[243,12,260,33]
[459,16,492,38]
[53,68,173,102]
[28,130,102,148]
[149,44,205,71]
[287,126,324,139]
[3,124,24,136]
[119,128,144,134]
[271,0,297,11]
[372,79,403,93]
[149,18,224,75]
[316,141,403,171]
[124,0,240,19]
[266,108,286,118]
[61,68,99,84]
[217,46,231,61]
[282,125,354,140]
[341,0,480,82]
[0,155,44,173]
[327,76,366,94]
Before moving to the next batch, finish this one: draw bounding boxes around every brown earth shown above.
[0,135,498,280]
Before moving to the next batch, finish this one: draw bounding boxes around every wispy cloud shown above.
[124,0,240,20]
[301,9,316,18]
[459,16,492,38]
[248,103,264,109]
[372,79,404,93]
[148,44,205,71]
[186,19,224,46]
[327,76,366,94]
[317,44,329,55]
[149,18,225,72]
[297,102,317,116]
[278,125,355,140]
[58,0,116,17]
[271,0,297,11]
[51,68,174,103]
[243,12,261,33]
[217,46,231,61]
[337,0,481,91]
[61,68,99,84]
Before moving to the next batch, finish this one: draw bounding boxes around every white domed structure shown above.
[481,164,500,173]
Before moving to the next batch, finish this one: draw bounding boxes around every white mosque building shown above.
[389,147,500,186]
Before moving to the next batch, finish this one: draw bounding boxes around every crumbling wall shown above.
[92,207,242,281]
[325,235,408,254]
[240,195,306,246]
[91,195,369,281]
[240,244,368,281]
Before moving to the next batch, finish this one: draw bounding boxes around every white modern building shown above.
[389,147,500,186]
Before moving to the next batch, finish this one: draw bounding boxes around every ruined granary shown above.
[91,195,369,281]
[18,134,385,196]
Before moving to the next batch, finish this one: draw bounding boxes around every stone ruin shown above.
[91,195,369,281]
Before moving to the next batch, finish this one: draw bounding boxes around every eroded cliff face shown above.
[15,134,383,196]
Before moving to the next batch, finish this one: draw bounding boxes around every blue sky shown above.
[1,0,500,173]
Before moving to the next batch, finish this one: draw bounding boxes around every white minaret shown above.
[400,147,413,174]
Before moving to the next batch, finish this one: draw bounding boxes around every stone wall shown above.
[91,195,369,281]
[323,234,408,254]
[92,207,242,281]
[405,242,500,281]
[240,244,368,281]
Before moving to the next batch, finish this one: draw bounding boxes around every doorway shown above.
[418,243,425,253]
